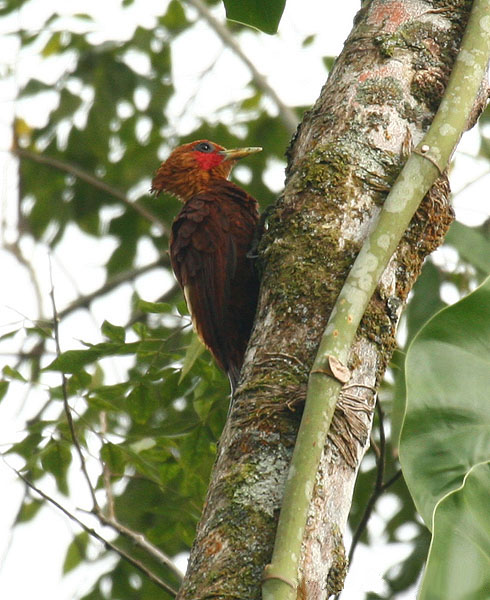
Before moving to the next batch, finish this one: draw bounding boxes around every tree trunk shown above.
[176,1,470,598]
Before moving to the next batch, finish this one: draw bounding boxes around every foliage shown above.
[401,276,490,526]
[400,277,490,598]
[0,1,489,598]
[223,0,286,34]
[419,462,490,599]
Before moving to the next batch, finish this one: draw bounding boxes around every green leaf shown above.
[138,299,174,313]
[129,437,156,453]
[45,341,137,373]
[400,277,490,528]
[88,382,130,411]
[0,380,9,402]
[15,499,43,524]
[322,56,336,71]
[179,334,205,383]
[445,220,490,276]
[46,349,103,373]
[161,0,189,31]
[42,31,63,57]
[223,0,286,34]
[419,462,490,600]
[51,89,83,121]
[20,78,52,97]
[101,442,127,474]
[41,441,72,495]
[73,13,93,21]
[101,320,126,343]
[3,365,26,382]
[302,34,315,47]
[105,236,137,276]
[404,261,446,344]
[126,383,157,424]
[67,369,93,394]
[0,0,30,15]
[63,532,89,574]
[8,432,43,460]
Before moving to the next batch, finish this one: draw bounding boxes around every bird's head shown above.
[151,140,262,202]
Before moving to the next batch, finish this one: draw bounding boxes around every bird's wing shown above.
[170,193,238,374]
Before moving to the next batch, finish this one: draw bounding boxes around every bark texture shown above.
[177,1,471,598]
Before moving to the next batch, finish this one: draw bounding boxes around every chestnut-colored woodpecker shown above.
[151,140,261,390]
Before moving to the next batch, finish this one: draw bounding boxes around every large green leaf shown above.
[400,276,490,527]
[419,462,490,600]
[445,220,490,277]
[223,0,286,34]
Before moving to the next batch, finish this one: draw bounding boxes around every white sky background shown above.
[0,0,489,599]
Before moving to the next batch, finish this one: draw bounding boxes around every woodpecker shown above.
[151,140,261,390]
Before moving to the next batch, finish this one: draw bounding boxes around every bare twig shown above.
[3,240,44,317]
[347,402,388,566]
[14,148,167,234]
[100,412,116,520]
[185,0,298,134]
[57,258,171,320]
[48,260,100,511]
[44,272,185,587]
[380,468,402,492]
[7,464,178,597]
[97,416,185,580]
[95,391,184,582]
[95,508,185,582]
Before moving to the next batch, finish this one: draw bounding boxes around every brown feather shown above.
[170,181,259,388]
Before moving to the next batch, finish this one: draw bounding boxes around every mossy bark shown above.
[176,1,471,598]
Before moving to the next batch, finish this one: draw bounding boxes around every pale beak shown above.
[219,146,262,161]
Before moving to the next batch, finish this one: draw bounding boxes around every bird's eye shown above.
[194,142,214,153]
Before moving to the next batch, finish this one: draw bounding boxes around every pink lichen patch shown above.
[369,0,410,33]
[359,65,392,83]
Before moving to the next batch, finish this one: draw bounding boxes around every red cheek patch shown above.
[194,152,224,170]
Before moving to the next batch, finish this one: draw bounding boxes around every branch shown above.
[125,280,181,327]
[49,271,184,584]
[185,0,298,134]
[7,464,178,597]
[3,240,44,318]
[57,258,171,320]
[14,148,168,234]
[96,509,185,582]
[263,1,490,596]
[49,261,100,511]
[98,413,185,582]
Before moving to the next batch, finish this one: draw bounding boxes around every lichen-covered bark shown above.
[176,1,471,598]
